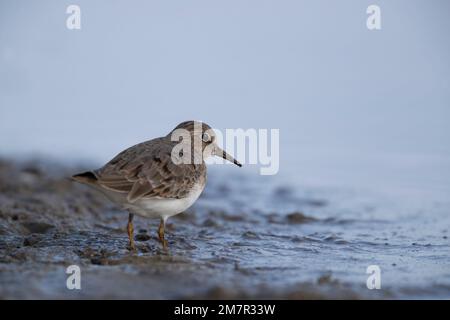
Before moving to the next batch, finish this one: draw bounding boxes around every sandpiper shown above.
[72,121,241,250]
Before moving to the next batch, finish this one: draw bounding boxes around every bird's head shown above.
[169,120,242,167]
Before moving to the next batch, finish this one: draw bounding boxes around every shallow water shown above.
[0,159,449,299]
[197,166,450,298]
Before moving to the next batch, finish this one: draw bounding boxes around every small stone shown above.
[91,257,108,265]
[286,212,316,224]
[21,221,55,234]
[202,218,219,227]
[23,234,42,246]
[135,234,151,241]
[242,231,260,239]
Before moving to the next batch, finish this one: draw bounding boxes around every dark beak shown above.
[214,146,242,167]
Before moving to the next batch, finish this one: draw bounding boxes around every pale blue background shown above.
[1,0,449,192]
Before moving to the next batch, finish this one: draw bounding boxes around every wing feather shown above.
[94,138,205,203]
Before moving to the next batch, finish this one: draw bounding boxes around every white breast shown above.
[108,183,205,220]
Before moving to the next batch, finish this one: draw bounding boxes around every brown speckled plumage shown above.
[72,120,241,250]
[93,137,206,202]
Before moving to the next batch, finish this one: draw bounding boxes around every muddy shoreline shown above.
[0,158,444,299]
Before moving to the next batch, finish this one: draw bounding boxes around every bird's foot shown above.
[158,233,169,250]
[161,239,168,250]
[127,241,137,252]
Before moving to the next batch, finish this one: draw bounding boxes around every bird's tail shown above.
[71,171,98,184]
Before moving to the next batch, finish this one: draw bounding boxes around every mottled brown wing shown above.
[94,138,204,203]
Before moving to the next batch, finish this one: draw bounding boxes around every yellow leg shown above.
[127,213,136,251]
[158,218,168,249]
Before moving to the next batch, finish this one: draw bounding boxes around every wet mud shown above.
[0,158,448,299]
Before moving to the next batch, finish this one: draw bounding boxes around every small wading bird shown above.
[72,121,242,250]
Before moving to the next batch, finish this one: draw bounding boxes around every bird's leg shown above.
[127,213,136,251]
[158,218,168,249]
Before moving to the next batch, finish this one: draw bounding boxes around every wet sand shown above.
[0,158,447,299]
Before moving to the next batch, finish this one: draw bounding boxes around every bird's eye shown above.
[202,132,210,142]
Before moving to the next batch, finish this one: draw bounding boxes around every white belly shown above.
[99,183,205,220]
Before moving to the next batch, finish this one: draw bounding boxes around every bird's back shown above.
[73,137,207,203]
